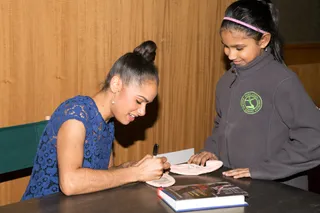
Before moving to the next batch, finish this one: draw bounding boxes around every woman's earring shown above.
[265,47,268,52]
[111,92,116,105]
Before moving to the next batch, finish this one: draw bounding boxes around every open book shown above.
[158,182,248,212]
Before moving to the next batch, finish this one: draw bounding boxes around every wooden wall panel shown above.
[0,0,234,206]
[284,44,320,65]
[0,177,30,205]
[284,44,320,107]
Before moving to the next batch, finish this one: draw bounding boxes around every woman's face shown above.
[112,79,158,125]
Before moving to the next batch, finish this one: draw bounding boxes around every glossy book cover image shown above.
[158,182,248,212]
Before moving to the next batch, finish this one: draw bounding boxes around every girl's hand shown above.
[187,151,218,166]
[223,168,251,179]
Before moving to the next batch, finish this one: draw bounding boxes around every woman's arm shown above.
[57,119,166,196]
[108,153,137,169]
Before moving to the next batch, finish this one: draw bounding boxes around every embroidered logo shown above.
[240,91,263,114]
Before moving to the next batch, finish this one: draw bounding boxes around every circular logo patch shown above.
[240,91,263,114]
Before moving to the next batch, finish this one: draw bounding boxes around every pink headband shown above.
[223,17,268,34]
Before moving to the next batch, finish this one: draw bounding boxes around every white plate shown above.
[146,173,176,187]
[170,160,223,176]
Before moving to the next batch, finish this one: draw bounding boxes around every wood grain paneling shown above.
[0,177,30,205]
[284,43,320,65]
[284,43,320,107]
[0,0,234,206]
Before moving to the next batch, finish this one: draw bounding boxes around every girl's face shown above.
[112,79,158,125]
[221,29,267,66]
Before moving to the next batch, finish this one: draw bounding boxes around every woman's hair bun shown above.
[241,0,272,3]
[257,0,272,4]
[133,40,157,63]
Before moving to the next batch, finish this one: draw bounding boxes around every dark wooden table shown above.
[2,167,320,213]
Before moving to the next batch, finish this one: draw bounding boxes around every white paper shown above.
[146,173,176,187]
[170,160,223,176]
[156,148,194,165]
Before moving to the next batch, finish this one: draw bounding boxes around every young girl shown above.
[22,41,170,200]
[189,0,320,190]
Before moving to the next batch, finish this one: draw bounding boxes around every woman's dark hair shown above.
[102,40,158,90]
[221,0,284,63]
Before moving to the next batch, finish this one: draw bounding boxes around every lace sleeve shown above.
[51,101,89,135]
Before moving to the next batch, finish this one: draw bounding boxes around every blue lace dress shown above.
[22,95,114,200]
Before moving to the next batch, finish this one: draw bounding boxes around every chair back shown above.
[0,121,48,174]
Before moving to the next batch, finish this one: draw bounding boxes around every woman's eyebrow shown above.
[137,95,149,103]
[230,44,245,48]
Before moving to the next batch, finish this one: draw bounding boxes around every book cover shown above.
[158,182,248,212]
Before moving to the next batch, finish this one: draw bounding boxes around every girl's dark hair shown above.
[102,40,158,90]
[221,0,284,63]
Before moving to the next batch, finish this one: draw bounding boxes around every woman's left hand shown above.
[222,168,251,179]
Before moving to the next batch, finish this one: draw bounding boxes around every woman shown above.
[22,40,170,200]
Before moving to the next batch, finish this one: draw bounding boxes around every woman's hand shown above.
[118,161,138,168]
[188,151,218,166]
[223,168,251,179]
[134,155,170,181]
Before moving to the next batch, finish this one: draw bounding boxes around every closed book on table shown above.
[158,182,248,212]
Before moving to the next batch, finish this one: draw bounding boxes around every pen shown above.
[153,143,159,157]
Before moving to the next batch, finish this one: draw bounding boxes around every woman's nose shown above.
[137,105,146,116]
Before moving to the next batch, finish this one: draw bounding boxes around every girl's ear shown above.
[110,75,123,93]
[259,33,271,49]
